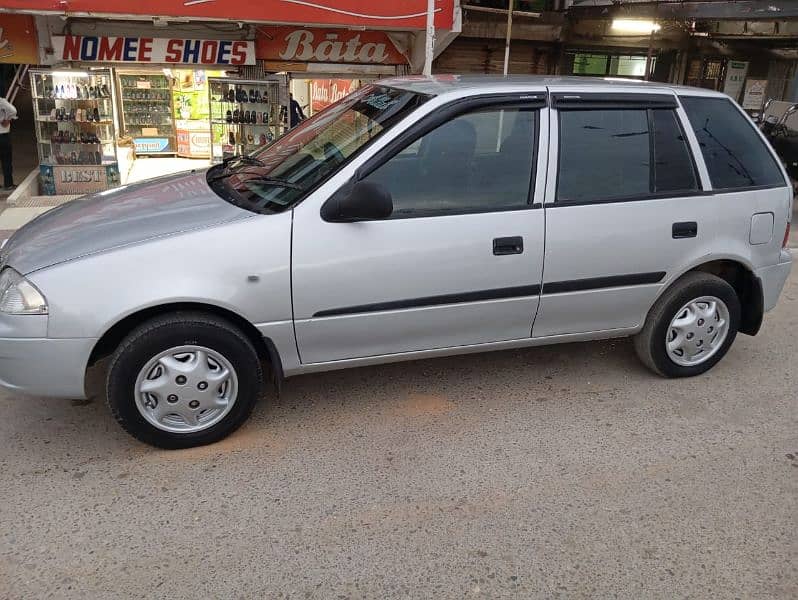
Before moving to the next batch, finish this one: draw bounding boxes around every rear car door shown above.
[291,94,548,363]
[533,90,713,337]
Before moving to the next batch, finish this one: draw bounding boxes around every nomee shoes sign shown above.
[256,27,408,65]
[51,35,255,65]
[2,0,454,29]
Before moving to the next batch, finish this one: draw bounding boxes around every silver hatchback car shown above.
[0,76,792,448]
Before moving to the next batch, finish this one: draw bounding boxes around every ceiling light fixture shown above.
[611,19,661,34]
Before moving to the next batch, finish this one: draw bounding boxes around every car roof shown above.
[378,75,728,99]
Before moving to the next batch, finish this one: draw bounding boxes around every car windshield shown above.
[207,85,429,214]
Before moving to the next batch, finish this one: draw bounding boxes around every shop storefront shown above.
[8,1,457,197]
[255,26,412,119]
[434,37,556,75]
[28,32,273,194]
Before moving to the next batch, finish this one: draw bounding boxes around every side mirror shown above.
[321,180,393,222]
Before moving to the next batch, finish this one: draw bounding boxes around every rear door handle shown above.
[493,236,524,255]
[672,222,698,239]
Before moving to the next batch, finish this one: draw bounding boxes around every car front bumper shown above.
[0,314,95,398]
[757,249,793,312]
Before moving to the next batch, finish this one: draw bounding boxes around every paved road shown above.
[2,274,797,599]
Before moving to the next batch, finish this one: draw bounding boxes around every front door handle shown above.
[493,236,524,255]
[672,221,698,239]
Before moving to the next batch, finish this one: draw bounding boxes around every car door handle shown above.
[493,236,524,255]
[672,222,698,239]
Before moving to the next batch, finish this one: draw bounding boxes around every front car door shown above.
[292,91,549,364]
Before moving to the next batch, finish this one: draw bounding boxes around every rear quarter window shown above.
[680,96,786,190]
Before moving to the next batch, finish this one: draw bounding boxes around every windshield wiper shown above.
[243,176,304,190]
[208,168,303,189]
[222,154,266,168]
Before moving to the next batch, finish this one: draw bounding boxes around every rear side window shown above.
[680,96,786,190]
[557,108,698,203]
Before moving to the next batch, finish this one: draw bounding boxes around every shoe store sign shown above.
[256,27,407,65]
[51,35,255,66]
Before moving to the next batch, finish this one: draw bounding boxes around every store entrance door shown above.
[117,68,221,184]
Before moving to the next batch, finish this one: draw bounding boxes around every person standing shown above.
[289,93,306,128]
[0,95,17,191]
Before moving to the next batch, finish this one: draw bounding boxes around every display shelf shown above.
[208,77,288,162]
[37,118,114,124]
[117,71,177,155]
[29,68,121,195]
[32,96,113,101]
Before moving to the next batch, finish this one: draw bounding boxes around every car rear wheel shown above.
[107,312,262,449]
[634,272,741,378]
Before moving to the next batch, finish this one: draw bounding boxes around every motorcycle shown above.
[753,99,798,181]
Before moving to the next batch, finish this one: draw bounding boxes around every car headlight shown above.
[0,268,48,315]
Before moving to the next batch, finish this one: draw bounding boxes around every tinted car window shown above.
[558,109,650,203]
[364,108,538,217]
[681,96,785,190]
[651,109,698,193]
[557,108,699,203]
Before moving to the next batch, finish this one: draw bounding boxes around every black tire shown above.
[634,272,741,378]
[106,312,263,449]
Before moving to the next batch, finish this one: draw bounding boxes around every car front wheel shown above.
[634,272,741,378]
[106,312,263,449]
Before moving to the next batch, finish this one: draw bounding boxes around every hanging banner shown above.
[257,27,407,65]
[0,14,39,64]
[311,79,359,112]
[723,61,749,103]
[51,35,255,66]
[742,79,768,110]
[0,1,454,29]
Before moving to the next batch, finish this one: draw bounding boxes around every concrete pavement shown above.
[1,273,797,599]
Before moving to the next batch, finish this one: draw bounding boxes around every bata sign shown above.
[257,28,406,65]
[51,35,255,65]
[311,79,359,112]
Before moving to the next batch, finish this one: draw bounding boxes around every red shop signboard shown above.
[3,1,454,29]
[310,79,358,112]
[257,27,408,65]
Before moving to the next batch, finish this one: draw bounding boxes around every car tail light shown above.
[783,221,791,249]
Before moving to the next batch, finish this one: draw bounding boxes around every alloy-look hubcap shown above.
[134,345,238,433]
[665,296,730,367]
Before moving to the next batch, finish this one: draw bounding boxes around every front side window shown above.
[680,96,786,190]
[557,107,699,204]
[363,106,539,217]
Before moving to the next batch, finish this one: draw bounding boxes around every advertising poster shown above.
[40,164,121,196]
[722,61,749,103]
[743,79,768,110]
[311,79,359,113]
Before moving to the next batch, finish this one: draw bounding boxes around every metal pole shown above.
[423,0,435,76]
[503,0,514,76]
[644,28,655,81]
